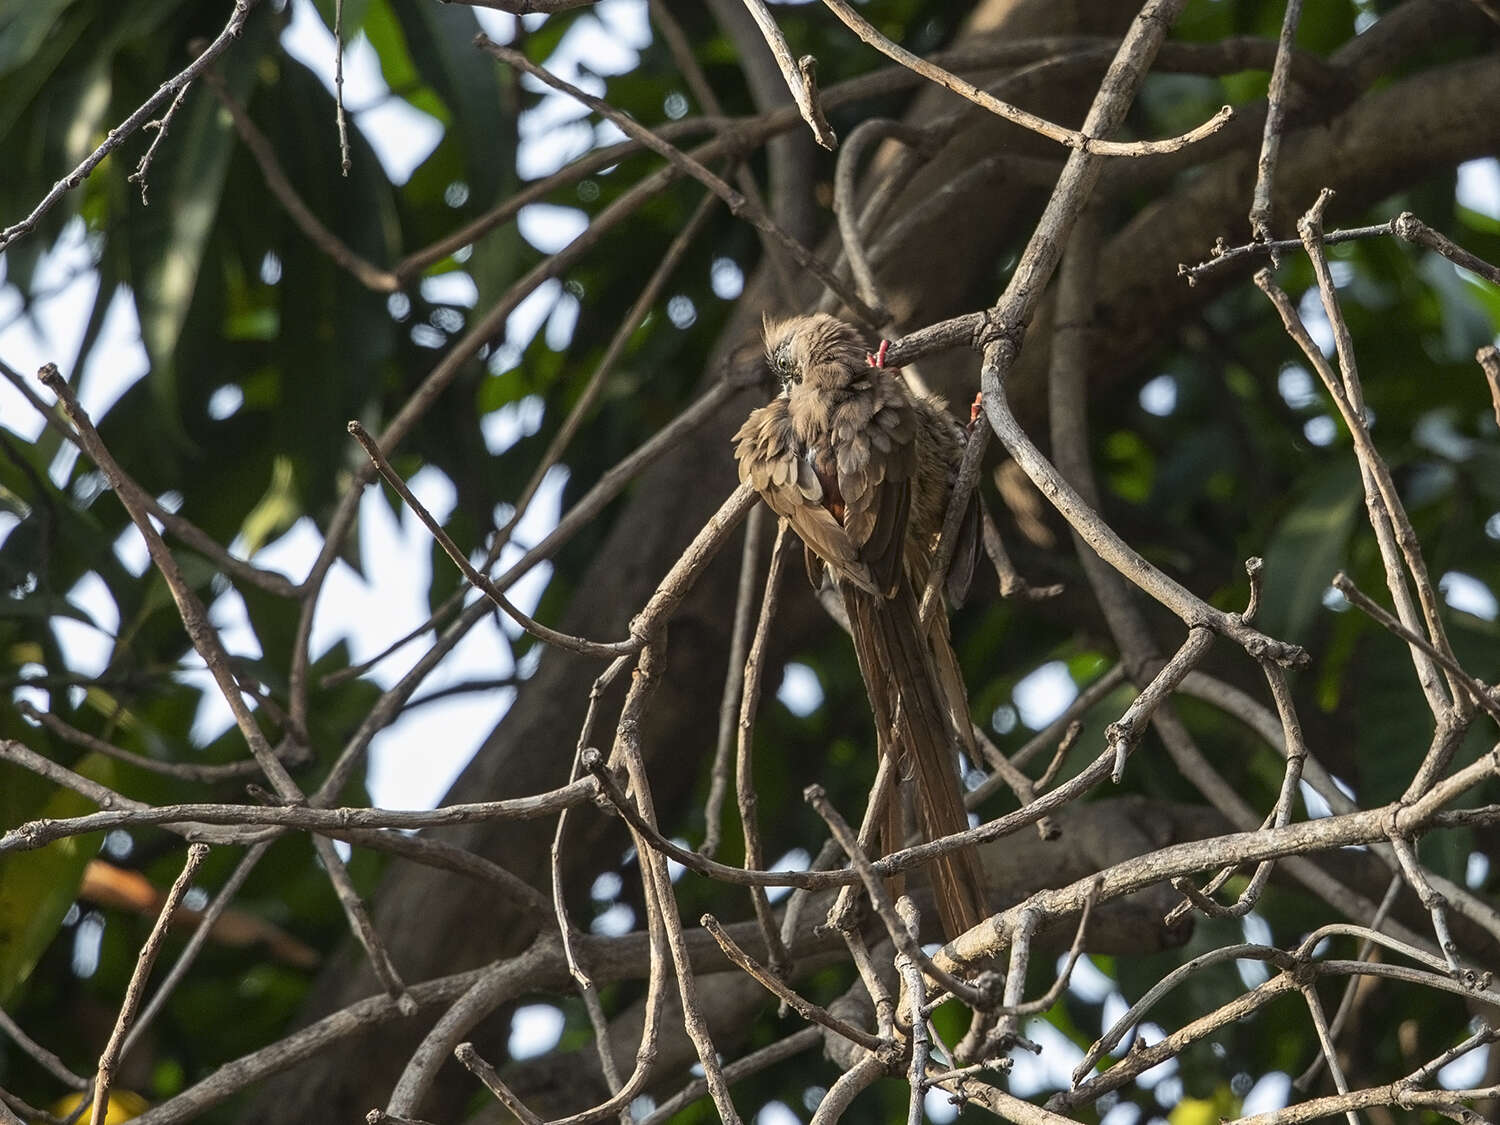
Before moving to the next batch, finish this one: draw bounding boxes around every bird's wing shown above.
[829,370,916,598]
[733,401,877,593]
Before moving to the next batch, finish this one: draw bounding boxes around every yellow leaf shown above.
[49,1089,149,1124]
[1169,1088,1236,1125]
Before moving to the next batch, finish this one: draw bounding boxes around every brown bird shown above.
[733,313,988,940]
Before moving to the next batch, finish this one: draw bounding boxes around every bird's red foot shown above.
[866,339,890,369]
[969,391,984,427]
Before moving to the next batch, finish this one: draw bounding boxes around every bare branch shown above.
[700,915,888,1053]
[90,844,210,1125]
[703,504,766,858]
[820,0,1233,157]
[1479,344,1500,426]
[473,35,884,326]
[201,68,396,291]
[0,0,260,252]
[639,1027,822,1124]
[453,1043,543,1125]
[1248,0,1304,246]
[736,0,837,149]
[0,1007,88,1091]
[347,421,640,658]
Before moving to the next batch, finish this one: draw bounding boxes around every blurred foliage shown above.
[0,0,1498,1122]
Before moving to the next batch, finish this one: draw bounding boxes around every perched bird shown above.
[733,313,988,940]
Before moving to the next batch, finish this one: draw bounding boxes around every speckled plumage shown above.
[733,313,989,940]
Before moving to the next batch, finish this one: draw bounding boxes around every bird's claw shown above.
[969,391,984,428]
[866,339,890,369]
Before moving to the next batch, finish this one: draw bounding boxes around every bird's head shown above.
[761,313,867,396]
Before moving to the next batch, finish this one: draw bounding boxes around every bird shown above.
[733,312,988,940]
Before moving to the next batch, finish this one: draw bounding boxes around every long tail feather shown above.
[844,580,988,940]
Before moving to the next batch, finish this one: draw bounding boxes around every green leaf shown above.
[0,0,82,78]
[240,453,300,556]
[386,0,503,203]
[1259,462,1362,643]
[129,60,251,412]
[0,753,114,1004]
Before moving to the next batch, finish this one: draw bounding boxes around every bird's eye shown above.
[773,341,797,385]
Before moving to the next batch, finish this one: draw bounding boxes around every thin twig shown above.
[842,928,897,1038]
[983,373,1305,667]
[454,1042,543,1125]
[1332,572,1500,725]
[127,80,194,204]
[823,751,900,934]
[968,723,1058,840]
[648,0,799,302]
[0,740,256,851]
[820,0,1232,157]
[1405,1023,1499,1087]
[286,113,714,740]
[0,773,600,853]
[639,1026,822,1124]
[555,655,632,989]
[1388,835,1464,974]
[833,119,929,322]
[1003,878,1100,1018]
[734,519,793,970]
[474,35,884,327]
[806,785,992,1008]
[385,943,557,1117]
[1182,209,1500,286]
[1033,722,1082,793]
[1166,659,1309,923]
[1297,981,1361,1125]
[1478,345,1500,427]
[613,645,744,1125]
[18,700,270,784]
[809,1050,887,1125]
[737,0,837,149]
[90,844,210,1125]
[347,421,639,658]
[894,897,932,1125]
[0,1006,87,1090]
[1393,210,1500,285]
[630,483,761,641]
[333,0,351,176]
[703,504,766,858]
[0,0,260,252]
[1106,628,1216,780]
[1294,876,1403,1091]
[537,699,675,1125]
[1074,943,1297,1083]
[311,377,750,804]
[201,68,395,291]
[2,362,300,599]
[1248,0,1304,246]
[991,907,1042,1054]
[1003,665,1127,775]
[921,420,987,632]
[1065,947,1500,1115]
[494,187,721,561]
[1231,1083,1500,1125]
[701,915,887,1053]
[981,506,1064,602]
[121,840,273,1061]
[1296,191,1460,712]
